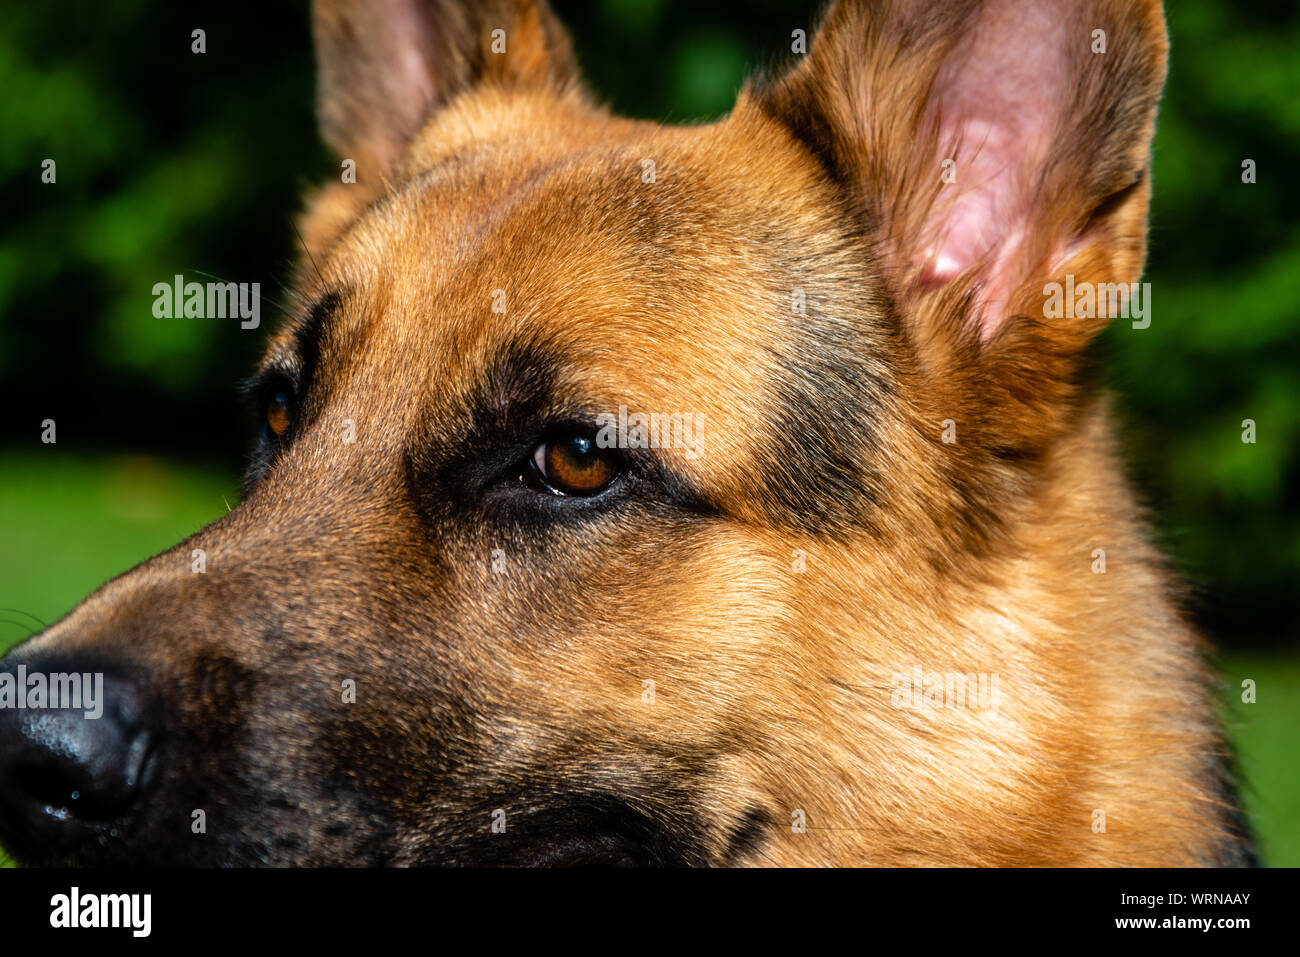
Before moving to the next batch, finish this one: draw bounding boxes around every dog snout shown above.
[0,654,160,858]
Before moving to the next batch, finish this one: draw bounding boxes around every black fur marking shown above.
[406,338,720,535]
[721,806,772,865]
[290,289,342,419]
[753,303,895,537]
[426,794,705,867]
[242,290,344,491]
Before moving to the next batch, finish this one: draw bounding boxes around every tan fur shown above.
[4,0,1248,866]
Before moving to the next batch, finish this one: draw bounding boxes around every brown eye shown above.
[530,433,621,496]
[266,392,292,438]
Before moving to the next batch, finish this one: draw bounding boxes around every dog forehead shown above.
[282,91,863,374]
[309,125,801,416]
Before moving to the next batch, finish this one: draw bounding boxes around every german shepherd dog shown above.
[0,0,1254,866]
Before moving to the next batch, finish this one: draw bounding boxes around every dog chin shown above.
[2,797,698,867]
[412,799,700,867]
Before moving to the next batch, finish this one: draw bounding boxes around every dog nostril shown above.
[14,758,138,821]
[0,661,160,850]
[14,762,84,816]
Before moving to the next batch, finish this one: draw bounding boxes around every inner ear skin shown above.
[313,0,583,177]
[754,0,1166,346]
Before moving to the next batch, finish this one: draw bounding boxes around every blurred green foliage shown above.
[0,452,235,627]
[0,0,1296,864]
[1102,1,1300,642]
[1221,653,1300,866]
[0,1,322,462]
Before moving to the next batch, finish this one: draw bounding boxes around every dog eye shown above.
[528,432,622,496]
[266,392,292,438]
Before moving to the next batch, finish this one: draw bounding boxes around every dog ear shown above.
[758,0,1167,412]
[313,0,581,175]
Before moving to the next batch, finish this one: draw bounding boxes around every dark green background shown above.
[0,1,1296,864]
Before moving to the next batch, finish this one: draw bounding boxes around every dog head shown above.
[0,0,1174,866]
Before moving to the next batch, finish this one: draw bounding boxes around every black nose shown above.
[0,655,159,857]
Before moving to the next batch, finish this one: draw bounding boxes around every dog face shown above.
[4,0,1233,868]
